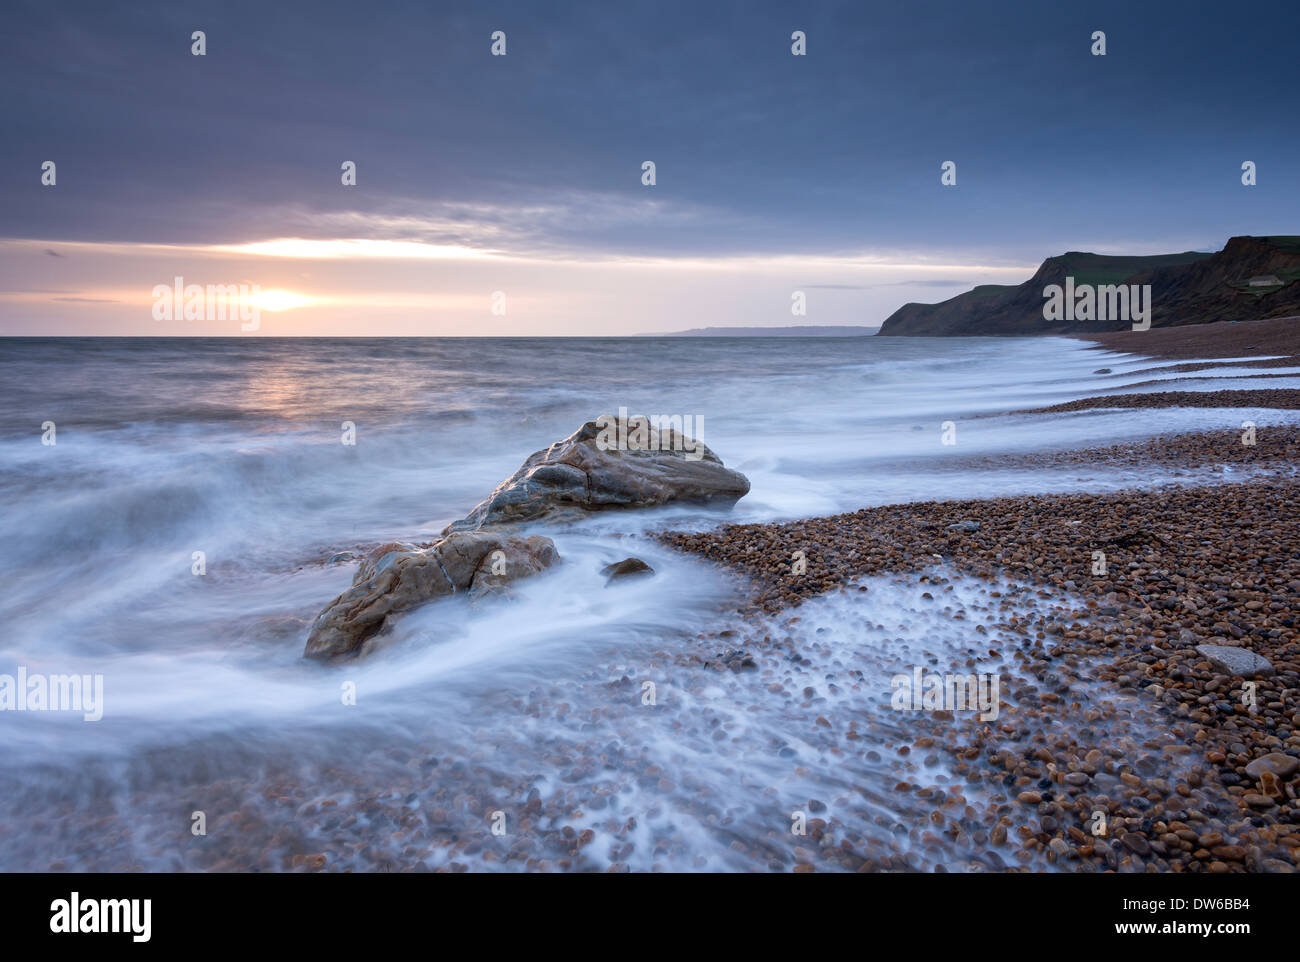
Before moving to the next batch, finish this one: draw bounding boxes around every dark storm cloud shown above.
[1,0,1296,259]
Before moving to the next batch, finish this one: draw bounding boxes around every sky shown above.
[1,0,1297,335]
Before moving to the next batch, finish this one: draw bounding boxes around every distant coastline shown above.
[645,325,880,337]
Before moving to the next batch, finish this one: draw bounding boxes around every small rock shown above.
[1121,833,1150,856]
[601,557,655,585]
[1244,753,1299,780]
[1195,644,1275,677]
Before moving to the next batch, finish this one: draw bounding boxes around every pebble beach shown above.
[658,330,1300,872]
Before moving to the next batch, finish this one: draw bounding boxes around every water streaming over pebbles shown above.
[0,335,1290,871]
[0,568,1242,872]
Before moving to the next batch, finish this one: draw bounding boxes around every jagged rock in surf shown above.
[444,417,750,532]
[304,532,559,660]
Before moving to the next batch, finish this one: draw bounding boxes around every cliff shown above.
[877,236,1300,336]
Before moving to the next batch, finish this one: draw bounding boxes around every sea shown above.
[1,335,1297,871]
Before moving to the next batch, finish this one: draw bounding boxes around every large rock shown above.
[304,532,559,660]
[1194,644,1275,678]
[445,418,750,532]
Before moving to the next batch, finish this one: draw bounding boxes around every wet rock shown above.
[445,418,749,532]
[1244,753,1299,780]
[1194,644,1275,678]
[1121,833,1150,856]
[304,533,560,659]
[717,647,757,671]
[601,557,654,585]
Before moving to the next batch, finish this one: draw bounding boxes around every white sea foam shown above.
[0,335,1282,869]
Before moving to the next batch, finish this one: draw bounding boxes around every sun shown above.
[250,289,311,312]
